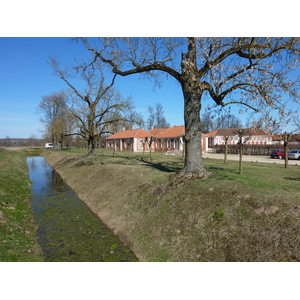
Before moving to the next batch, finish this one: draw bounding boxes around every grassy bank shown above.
[0,149,44,261]
[43,149,300,261]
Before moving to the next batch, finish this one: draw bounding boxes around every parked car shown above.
[45,143,53,148]
[288,150,300,160]
[270,149,285,159]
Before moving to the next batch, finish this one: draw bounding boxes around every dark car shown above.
[270,149,285,159]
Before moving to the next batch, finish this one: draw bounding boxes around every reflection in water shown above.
[27,156,137,262]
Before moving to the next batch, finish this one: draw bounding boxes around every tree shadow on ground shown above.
[138,158,182,173]
[284,177,300,181]
[207,166,239,174]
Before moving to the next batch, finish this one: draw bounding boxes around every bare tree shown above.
[147,105,155,130]
[201,110,243,132]
[50,58,139,156]
[28,133,38,148]
[82,37,300,180]
[223,135,234,164]
[153,102,171,129]
[200,111,215,133]
[38,91,71,150]
[235,129,251,174]
[146,103,170,130]
[4,136,10,147]
[281,132,295,168]
[293,115,300,132]
[145,136,155,162]
[125,138,133,158]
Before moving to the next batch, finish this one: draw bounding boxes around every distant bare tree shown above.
[147,103,170,130]
[145,136,155,162]
[293,115,300,132]
[4,136,10,147]
[125,138,133,158]
[235,129,251,174]
[147,105,155,130]
[281,132,295,168]
[38,91,71,150]
[50,58,140,156]
[28,133,38,148]
[222,135,234,164]
[201,110,243,133]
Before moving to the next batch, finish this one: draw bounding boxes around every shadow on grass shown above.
[284,177,300,181]
[138,158,182,173]
[207,165,239,174]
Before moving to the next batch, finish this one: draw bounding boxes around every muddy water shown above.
[27,156,137,262]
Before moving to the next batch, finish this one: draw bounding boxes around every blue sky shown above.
[0,37,186,138]
[1,2,300,140]
[1,37,299,138]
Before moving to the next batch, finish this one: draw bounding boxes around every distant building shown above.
[206,128,272,148]
[272,134,300,146]
[106,125,208,152]
[154,125,185,152]
[106,128,152,152]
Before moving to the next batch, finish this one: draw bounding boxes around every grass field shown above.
[0,149,44,261]
[43,149,300,261]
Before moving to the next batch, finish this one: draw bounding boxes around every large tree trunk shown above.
[171,39,211,182]
[176,84,211,180]
[87,104,96,157]
[87,136,95,156]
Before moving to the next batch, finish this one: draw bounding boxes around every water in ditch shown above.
[26,156,138,262]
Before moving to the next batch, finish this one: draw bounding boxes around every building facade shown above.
[106,125,209,153]
[207,128,272,148]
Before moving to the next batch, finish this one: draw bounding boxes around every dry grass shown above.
[43,149,300,261]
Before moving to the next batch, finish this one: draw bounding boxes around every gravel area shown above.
[203,152,300,165]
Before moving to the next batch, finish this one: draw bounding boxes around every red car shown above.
[270,149,285,159]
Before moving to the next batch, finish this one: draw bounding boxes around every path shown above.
[203,152,300,165]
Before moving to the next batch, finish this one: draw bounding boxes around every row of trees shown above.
[39,57,171,156]
[201,111,243,133]
[40,37,300,180]
[0,135,45,147]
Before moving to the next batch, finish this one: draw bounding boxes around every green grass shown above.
[43,149,300,261]
[0,149,44,261]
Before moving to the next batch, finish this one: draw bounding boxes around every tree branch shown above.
[87,46,182,82]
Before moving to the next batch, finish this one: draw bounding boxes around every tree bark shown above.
[87,103,96,157]
[239,143,243,174]
[172,40,211,181]
[87,135,95,156]
[224,143,228,164]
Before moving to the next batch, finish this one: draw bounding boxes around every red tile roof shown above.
[155,125,185,138]
[149,128,167,135]
[106,128,152,139]
[273,133,300,141]
[206,128,271,137]
[107,126,214,141]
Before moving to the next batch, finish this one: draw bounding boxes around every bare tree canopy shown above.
[48,57,142,156]
[38,91,72,150]
[81,37,300,180]
[201,110,243,133]
[147,102,170,130]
